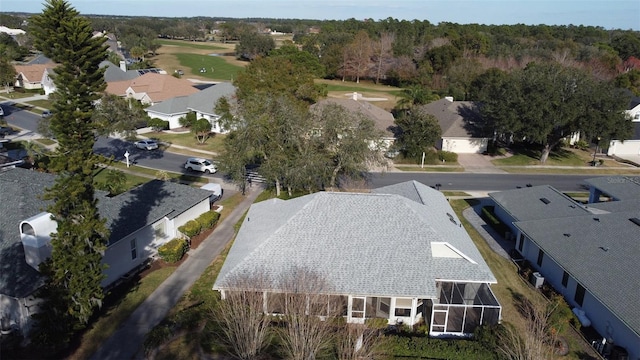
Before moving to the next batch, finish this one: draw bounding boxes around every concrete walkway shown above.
[460,196,514,259]
[89,185,263,360]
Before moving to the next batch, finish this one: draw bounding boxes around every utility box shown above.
[530,272,545,289]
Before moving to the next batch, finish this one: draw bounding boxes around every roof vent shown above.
[599,246,609,252]
[563,233,571,237]
[630,218,640,227]
[540,198,551,204]
[593,217,600,222]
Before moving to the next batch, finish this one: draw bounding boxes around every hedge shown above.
[179,219,202,237]
[198,210,220,228]
[480,206,510,237]
[178,211,221,238]
[158,238,189,263]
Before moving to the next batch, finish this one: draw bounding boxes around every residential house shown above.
[607,96,640,165]
[145,82,237,132]
[310,93,396,149]
[0,167,212,338]
[105,72,199,106]
[418,97,490,154]
[0,26,26,36]
[213,181,501,337]
[489,178,640,359]
[13,64,55,92]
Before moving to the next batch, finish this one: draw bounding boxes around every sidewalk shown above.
[89,185,263,360]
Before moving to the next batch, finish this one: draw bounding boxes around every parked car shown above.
[134,139,159,150]
[42,110,53,118]
[184,158,217,174]
[0,126,13,137]
[0,105,4,118]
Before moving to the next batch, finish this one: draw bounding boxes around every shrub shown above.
[438,150,458,163]
[179,219,202,237]
[147,117,169,132]
[197,210,220,229]
[573,139,589,151]
[158,238,189,263]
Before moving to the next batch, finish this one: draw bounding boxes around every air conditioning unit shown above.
[530,272,545,289]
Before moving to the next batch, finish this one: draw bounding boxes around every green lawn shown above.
[394,165,464,172]
[24,99,53,111]
[150,131,226,155]
[93,167,149,191]
[156,39,227,51]
[492,147,591,166]
[174,53,242,81]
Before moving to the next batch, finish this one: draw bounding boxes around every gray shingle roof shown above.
[0,168,211,298]
[100,60,140,82]
[214,181,496,298]
[0,168,54,298]
[514,212,640,337]
[418,98,487,138]
[584,176,640,201]
[310,98,395,138]
[145,82,236,117]
[98,180,212,244]
[489,185,591,222]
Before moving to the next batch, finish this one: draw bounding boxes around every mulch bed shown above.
[138,225,217,278]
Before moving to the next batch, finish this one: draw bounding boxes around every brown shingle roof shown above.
[105,73,199,103]
[14,64,55,84]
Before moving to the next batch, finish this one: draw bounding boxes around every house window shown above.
[518,234,524,252]
[536,249,544,267]
[575,284,586,306]
[130,238,137,260]
[394,298,412,317]
[562,271,569,288]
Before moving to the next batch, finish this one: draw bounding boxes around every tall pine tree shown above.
[30,0,109,347]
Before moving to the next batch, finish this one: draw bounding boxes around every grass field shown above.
[174,53,242,81]
[156,39,227,51]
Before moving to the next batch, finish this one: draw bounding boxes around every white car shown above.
[134,139,159,150]
[185,158,217,174]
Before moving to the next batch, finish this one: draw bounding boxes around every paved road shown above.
[90,185,263,360]
[3,105,613,193]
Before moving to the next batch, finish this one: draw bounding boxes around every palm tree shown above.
[396,85,439,109]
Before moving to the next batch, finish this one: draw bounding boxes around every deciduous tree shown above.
[477,62,632,163]
[92,93,148,138]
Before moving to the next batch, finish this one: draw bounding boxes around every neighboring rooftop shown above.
[418,97,487,138]
[514,211,640,339]
[584,176,640,201]
[489,185,592,222]
[146,82,236,116]
[310,96,395,138]
[0,168,211,298]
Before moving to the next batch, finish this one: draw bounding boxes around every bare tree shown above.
[336,323,385,360]
[213,273,272,360]
[373,32,395,84]
[343,31,373,83]
[498,298,558,360]
[275,268,342,360]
